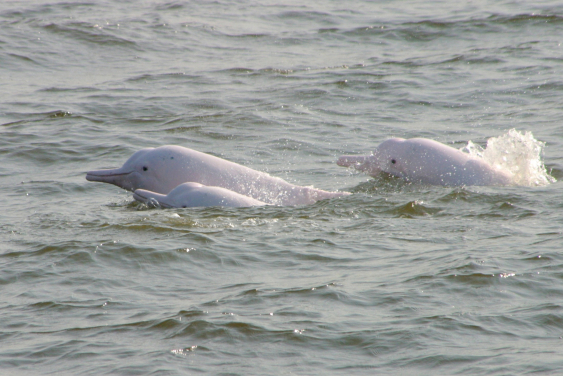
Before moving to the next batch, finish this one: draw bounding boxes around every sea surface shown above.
[1,0,563,375]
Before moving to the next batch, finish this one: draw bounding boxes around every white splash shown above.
[461,129,556,187]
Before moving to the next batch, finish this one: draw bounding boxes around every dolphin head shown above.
[86,147,182,194]
[370,138,409,178]
[134,182,207,208]
[337,138,408,178]
[134,182,270,208]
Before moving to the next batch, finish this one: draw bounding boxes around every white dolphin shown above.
[87,145,349,206]
[337,138,513,186]
[133,182,268,208]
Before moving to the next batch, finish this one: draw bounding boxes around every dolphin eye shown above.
[143,166,148,171]
[391,159,396,164]
[182,205,186,208]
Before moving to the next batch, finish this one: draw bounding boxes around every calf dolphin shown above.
[133,182,268,208]
[337,138,513,186]
[86,145,348,206]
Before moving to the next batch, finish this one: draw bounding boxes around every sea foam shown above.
[462,129,556,187]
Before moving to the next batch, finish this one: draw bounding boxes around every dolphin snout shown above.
[86,167,139,191]
[86,168,131,182]
[133,189,170,208]
[132,190,149,203]
[337,154,383,176]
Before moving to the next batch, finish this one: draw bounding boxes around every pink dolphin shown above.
[337,138,512,186]
[133,182,268,208]
[87,145,349,206]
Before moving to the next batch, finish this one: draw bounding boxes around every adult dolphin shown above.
[133,182,268,208]
[337,138,512,186]
[86,145,349,206]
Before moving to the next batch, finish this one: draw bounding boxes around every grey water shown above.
[1,0,563,375]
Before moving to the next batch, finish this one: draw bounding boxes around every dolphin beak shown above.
[337,154,383,176]
[86,168,131,182]
[86,167,133,188]
[133,189,169,208]
[337,155,366,167]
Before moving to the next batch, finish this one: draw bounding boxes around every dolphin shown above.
[337,138,513,186]
[133,182,268,208]
[87,145,349,206]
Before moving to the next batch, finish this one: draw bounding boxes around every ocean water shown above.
[1,0,563,375]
